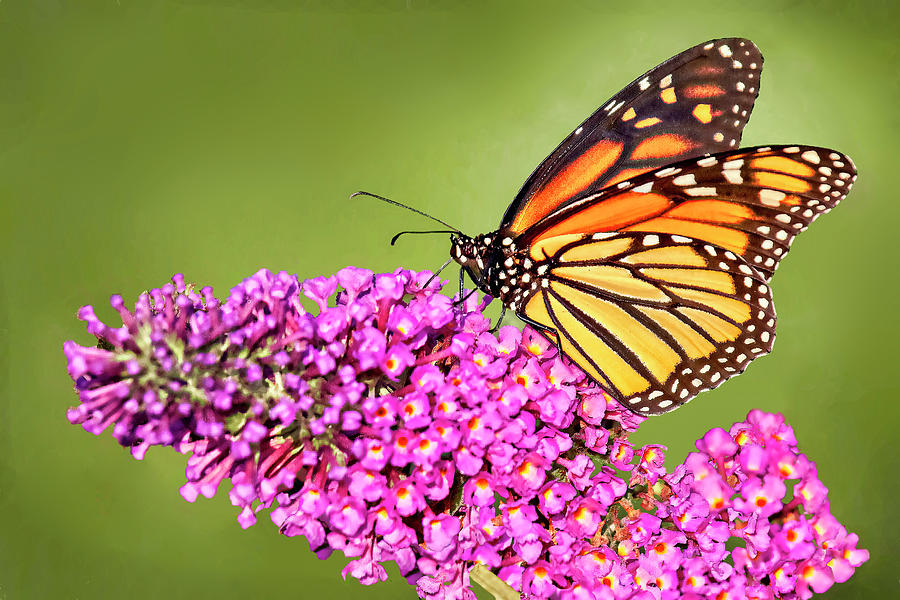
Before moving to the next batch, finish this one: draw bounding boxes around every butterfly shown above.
[440,38,856,415]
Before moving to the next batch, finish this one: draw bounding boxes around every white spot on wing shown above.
[724,170,743,184]
[801,150,820,164]
[759,189,786,206]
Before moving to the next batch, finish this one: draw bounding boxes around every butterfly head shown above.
[450,233,497,287]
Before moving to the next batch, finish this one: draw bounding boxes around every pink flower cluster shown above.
[63,268,867,599]
[542,411,871,600]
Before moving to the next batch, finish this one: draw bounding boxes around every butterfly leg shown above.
[421,257,454,291]
[516,311,563,354]
[453,268,482,307]
[490,304,507,333]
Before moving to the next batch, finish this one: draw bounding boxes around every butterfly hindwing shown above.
[502,38,763,235]
[519,145,857,281]
[519,231,776,414]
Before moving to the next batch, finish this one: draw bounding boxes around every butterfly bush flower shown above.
[64,268,867,599]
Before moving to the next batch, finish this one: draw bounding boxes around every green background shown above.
[1,1,896,598]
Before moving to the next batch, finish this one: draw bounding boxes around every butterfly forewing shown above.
[502,38,763,236]
[519,145,857,281]
[520,232,776,414]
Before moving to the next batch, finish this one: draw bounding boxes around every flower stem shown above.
[469,565,519,600]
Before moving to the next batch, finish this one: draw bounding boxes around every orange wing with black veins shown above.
[521,145,857,282]
[502,38,763,235]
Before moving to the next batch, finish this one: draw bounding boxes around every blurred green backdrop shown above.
[1,1,896,598]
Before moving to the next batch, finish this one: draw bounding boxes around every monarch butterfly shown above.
[363,38,856,415]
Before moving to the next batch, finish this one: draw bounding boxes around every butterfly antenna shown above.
[350,191,462,233]
[391,230,459,246]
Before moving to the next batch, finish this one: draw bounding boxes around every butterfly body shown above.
[452,232,534,311]
[445,38,856,415]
